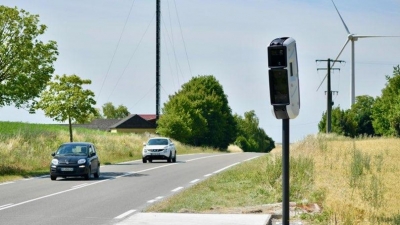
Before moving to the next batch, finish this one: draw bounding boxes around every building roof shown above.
[109,114,157,129]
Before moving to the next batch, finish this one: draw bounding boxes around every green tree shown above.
[102,102,130,119]
[318,106,357,137]
[157,75,237,149]
[36,74,97,142]
[372,66,400,136]
[349,95,375,136]
[0,6,58,109]
[234,111,275,152]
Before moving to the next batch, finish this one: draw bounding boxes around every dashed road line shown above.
[115,209,136,219]
[171,187,183,192]
[190,179,200,184]
[213,162,240,174]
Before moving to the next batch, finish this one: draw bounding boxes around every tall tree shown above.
[349,95,375,136]
[318,106,357,137]
[372,65,400,136]
[234,110,275,152]
[35,74,97,142]
[157,75,237,149]
[102,102,130,119]
[0,6,58,109]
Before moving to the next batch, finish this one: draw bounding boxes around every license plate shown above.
[151,153,160,155]
[61,168,73,171]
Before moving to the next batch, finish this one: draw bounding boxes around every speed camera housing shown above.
[268,37,300,119]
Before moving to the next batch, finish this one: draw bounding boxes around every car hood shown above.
[54,155,86,164]
[144,145,168,150]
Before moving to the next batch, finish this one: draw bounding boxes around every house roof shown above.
[88,119,121,130]
[109,114,157,129]
[138,114,157,121]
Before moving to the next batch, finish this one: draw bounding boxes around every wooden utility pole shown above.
[316,58,344,133]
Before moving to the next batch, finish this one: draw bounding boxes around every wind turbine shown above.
[319,0,400,106]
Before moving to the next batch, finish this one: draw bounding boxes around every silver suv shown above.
[142,137,176,163]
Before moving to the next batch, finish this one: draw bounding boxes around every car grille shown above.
[59,160,78,165]
[149,149,163,152]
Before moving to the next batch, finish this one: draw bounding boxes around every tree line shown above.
[318,66,400,138]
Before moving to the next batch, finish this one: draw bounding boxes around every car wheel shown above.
[172,151,177,163]
[149,159,153,163]
[94,167,100,179]
[85,168,91,180]
[167,152,172,163]
[50,175,57,181]
[142,158,147,163]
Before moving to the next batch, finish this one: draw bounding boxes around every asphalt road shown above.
[0,152,265,225]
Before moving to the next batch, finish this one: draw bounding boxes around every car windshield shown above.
[147,139,168,146]
[56,144,89,156]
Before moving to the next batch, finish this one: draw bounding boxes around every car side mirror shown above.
[143,142,146,146]
[51,152,55,157]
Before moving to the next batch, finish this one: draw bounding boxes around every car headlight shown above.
[163,147,169,152]
[51,159,59,165]
[78,159,86,164]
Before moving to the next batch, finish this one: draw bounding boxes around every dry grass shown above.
[289,134,400,224]
[0,122,219,183]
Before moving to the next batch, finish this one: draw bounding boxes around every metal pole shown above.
[282,118,290,225]
[327,58,331,133]
[156,0,161,121]
[350,39,355,106]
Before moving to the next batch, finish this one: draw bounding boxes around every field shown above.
[0,121,219,182]
[147,134,400,225]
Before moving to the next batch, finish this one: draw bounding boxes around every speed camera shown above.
[268,37,300,119]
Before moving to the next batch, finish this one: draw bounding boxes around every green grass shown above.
[146,153,315,212]
[0,121,219,182]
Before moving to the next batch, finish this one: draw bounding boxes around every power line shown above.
[97,0,136,103]
[173,0,192,78]
[106,13,156,103]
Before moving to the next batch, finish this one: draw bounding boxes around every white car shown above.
[142,137,177,163]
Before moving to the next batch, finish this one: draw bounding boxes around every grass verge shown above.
[147,134,400,225]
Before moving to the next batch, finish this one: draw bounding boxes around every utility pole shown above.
[316,58,344,133]
[156,0,161,122]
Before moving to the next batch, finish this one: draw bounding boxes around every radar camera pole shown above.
[268,37,300,225]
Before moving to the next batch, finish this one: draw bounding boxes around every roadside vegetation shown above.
[0,121,219,183]
[147,133,400,225]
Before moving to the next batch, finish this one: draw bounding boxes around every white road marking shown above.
[0,204,13,209]
[22,178,34,181]
[213,162,240,174]
[0,182,14,186]
[185,153,238,162]
[115,209,136,219]
[147,196,164,203]
[71,183,90,189]
[171,187,183,192]
[243,156,260,162]
[0,179,108,211]
[204,174,212,177]
[190,179,200,184]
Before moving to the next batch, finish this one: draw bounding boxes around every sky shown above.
[1,0,400,143]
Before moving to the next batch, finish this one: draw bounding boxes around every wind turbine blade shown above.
[316,39,350,91]
[354,35,400,38]
[331,0,350,34]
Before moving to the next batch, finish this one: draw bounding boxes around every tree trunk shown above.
[69,116,73,142]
